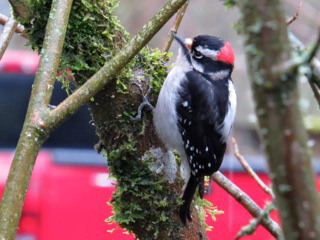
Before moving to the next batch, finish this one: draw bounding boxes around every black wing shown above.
[176,71,229,179]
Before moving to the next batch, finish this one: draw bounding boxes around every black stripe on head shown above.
[192,35,224,52]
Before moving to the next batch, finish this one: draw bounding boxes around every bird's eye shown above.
[193,51,203,59]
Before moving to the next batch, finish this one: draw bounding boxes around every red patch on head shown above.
[216,41,234,65]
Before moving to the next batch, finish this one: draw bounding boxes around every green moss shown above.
[136,48,172,95]
[19,0,128,85]
[105,139,182,239]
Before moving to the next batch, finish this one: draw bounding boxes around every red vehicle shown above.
[0,50,279,239]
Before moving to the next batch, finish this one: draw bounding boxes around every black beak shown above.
[172,32,192,55]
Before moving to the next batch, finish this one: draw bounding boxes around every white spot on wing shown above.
[182,101,188,107]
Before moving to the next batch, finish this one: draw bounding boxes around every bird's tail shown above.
[179,174,198,224]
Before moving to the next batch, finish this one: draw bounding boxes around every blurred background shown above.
[0,0,320,239]
[1,0,320,154]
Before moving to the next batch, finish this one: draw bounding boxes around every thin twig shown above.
[289,31,320,85]
[212,172,284,239]
[236,202,275,239]
[231,138,275,199]
[305,29,320,64]
[162,0,189,53]
[0,13,27,38]
[307,71,320,107]
[0,15,18,60]
[286,1,302,25]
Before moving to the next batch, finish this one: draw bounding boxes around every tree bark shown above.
[238,1,320,239]
[8,0,31,19]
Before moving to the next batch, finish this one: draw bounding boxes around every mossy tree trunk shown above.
[2,0,209,239]
[238,0,320,239]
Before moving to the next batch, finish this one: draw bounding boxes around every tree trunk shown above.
[238,1,320,239]
[4,0,209,239]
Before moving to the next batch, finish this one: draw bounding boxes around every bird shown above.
[153,33,236,224]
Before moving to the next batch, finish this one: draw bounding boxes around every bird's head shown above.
[173,33,234,77]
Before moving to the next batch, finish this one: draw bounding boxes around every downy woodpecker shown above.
[154,34,236,224]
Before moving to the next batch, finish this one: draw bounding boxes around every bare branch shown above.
[0,14,27,38]
[0,0,74,238]
[273,29,320,75]
[308,77,320,107]
[289,31,320,108]
[305,29,320,64]
[289,32,320,77]
[162,0,189,53]
[212,172,283,239]
[286,1,302,25]
[231,138,275,199]
[0,15,17,60]
[0,14,7,26]
[236,202,276,239]
[48,0,188,129]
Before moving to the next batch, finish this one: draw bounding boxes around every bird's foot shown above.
[206,175,214,195]
[130,83,155,121]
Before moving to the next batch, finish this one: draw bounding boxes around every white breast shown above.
[154,67,184,153]
[221,80,237,141]
[154,50,191,154]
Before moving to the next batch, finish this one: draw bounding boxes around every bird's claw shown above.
[130,83,155,121]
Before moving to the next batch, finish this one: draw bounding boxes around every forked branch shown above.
[212,172,283,239]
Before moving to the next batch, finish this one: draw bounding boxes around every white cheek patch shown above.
[209,69,230,80]
[190,57,204,73]
[195,46,219,60]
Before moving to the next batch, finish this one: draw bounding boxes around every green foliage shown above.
[194,176,224,231]
[105,139,182,239]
